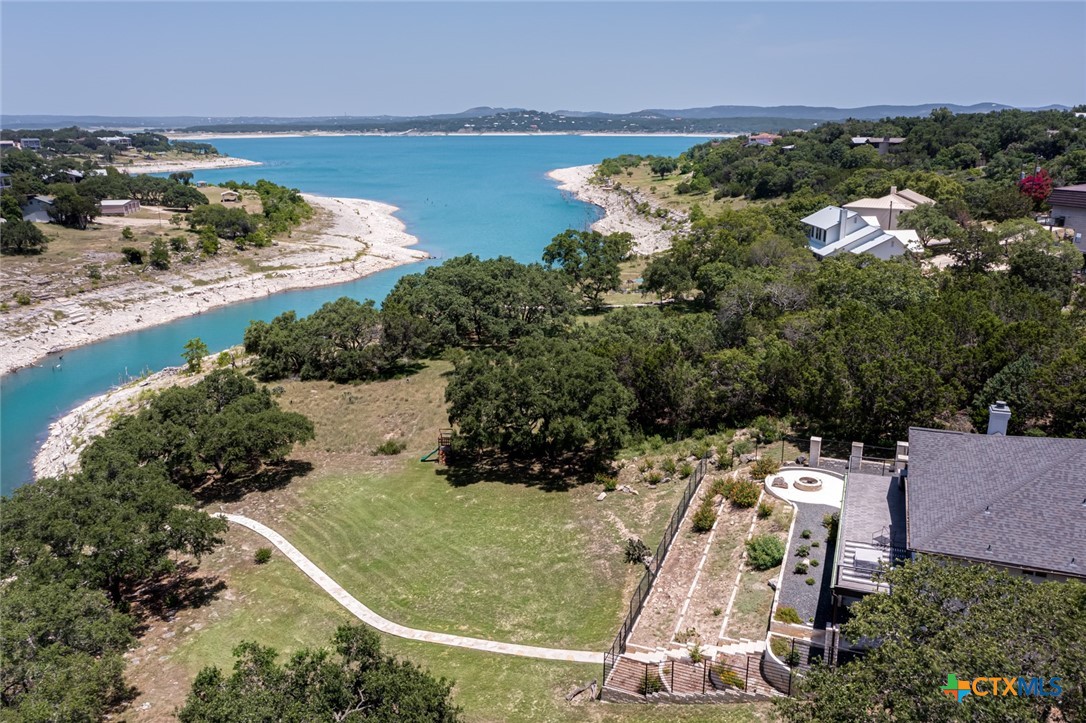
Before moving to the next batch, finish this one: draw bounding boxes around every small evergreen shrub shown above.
[643,471,663,485]
[811,541,820,548]
[809,559,819,567]
[120,246,144,264]
[793,562,808,574]
[795,544,810,558]
[624,537,650,564]
[732,439,754,457]
[595,473,618,492]
[806,577,816,586]
[774,607,803,625]
[750,456,781,478]
[692,498,717,533]
[374,439,407,455]
[746,534,785,570]
[728,479,761,508]
[800,529,811,539]
[679,461,695,478]
[661,458,677,475]
[757,501,773,519]
[254,547,272,564]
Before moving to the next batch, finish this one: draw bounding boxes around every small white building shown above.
[99,136,132,147]
[850,136,905,156]
[843,186,935,230]
[99,199,141,216]
[802,206,918,260]
[220,190,239,202]
[20,138,41,150]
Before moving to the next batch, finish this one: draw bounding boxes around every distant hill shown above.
[2,102,1074,133]
[641,102,1072,121]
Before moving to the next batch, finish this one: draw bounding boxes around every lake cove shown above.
[1,135,705,492]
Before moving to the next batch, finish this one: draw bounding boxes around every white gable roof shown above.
[801,206,855,230]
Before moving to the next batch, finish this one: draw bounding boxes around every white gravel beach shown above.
[547,164,685,255]
[114,156,263,174]
[0,195,429,375]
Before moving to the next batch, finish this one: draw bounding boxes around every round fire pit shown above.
[793,476,823,492]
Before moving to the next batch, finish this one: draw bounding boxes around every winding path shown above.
[219,514,604,664]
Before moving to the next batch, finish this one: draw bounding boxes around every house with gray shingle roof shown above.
[904,426,1085,581]
[830,405,1085,624]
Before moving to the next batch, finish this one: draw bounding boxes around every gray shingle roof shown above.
[906,428,1086,577]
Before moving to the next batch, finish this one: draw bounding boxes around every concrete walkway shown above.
[219,514,604,664]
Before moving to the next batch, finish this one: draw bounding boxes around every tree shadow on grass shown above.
[435,454,597,492]
[129,560,227,630]
[192,459,314,504]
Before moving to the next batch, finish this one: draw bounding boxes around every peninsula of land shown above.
[548,164,685,255]
[0,194,428,375]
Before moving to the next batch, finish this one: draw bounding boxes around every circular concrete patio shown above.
[762,467,845,508]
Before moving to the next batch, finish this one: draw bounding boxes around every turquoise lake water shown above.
[0,135,706,493]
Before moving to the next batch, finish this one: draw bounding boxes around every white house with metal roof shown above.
[801,206,914,260]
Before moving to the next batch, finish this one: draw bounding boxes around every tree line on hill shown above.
[239,223,1085,463]
[0,126,217,157]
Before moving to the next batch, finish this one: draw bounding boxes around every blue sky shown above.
[2,2,1083,116]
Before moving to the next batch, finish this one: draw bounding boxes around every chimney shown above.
[987,401,1011,435]
[890,186,898,195]
[838,206,849,235]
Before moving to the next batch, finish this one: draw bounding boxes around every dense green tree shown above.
[169,170,194,185]
[542,228,633,308]
[0,469,226,604]
[1008,235,1081,302]
[446,337,633,459]
[150,238,170,270]
[1033,338,1086,437]
[0,581,134,718]
[1,191,23,221]
[0,219,48,255]
[183,337,209,373]
[163,183,210,210]
[188,204,257,239]
[775,557,1086,723]
[951,227,1002,273]
[649,156,678,178]
[897,204,962,247]
[47,184,98,229]
[178,624,460,723]
[384,255,575,351]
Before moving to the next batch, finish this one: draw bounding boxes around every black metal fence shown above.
[617,654,763,699]
[602,456,709,695]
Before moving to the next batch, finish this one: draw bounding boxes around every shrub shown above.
[121,226,134,241]
[756,501,773,519]
[661,458,677,475]
[216,351,232,368]
[624,537,649,564]
[595,473,618,492]
[254,547,272,564]
[800,529,811,539]
[774,607,803,625]
[170,235,190,252]
[750,456,781,478]
[374,439,407,455]
[689,643,704,664]
[679,461,694,478]
[710,476,734,499]
[13,291,31,306]
[809,559,819,567]
[643,471,663,485]
[690,441,711,459]
[811,541,820,548]
[751,415,782,442]
[793,562,808,574]
[120,246,144,264]
[728,478,761,508]
[638,671,663,695]
[715,666,745,690]
[712,607,722,617]
[822,511,840,542]
[795,544,810,558]
[732,439,754,456]
[691,498,717,533]
[86,263,102,280]
[746,534,785,570]
[150,238,170,270]
[806,577,816,586]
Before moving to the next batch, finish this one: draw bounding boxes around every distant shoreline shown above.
[169,131,738,141]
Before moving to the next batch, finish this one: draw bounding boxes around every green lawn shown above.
[272,457,683,649]
[170,530,769,723]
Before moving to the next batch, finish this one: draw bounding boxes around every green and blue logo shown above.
[941,674,1062,703]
